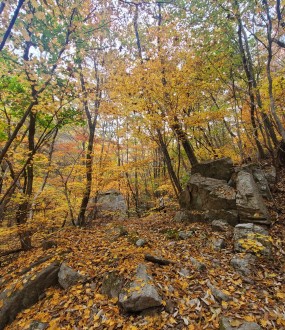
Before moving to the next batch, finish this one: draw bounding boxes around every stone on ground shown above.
[119,264,162,312]
[101,272,124,299]
[219,317,261,330]
[230,254,256,276]
[58,263,86,290]
[211,220,230,232]
[233,223,272,257]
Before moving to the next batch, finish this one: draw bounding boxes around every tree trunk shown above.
[156,128,182,197]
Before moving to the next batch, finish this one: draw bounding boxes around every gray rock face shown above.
[236,171,270,224]
[234,223,272,256]
[211,220,229,232]
[58,263,85,290]
[251,168,272,199]
[178,231,194,240]
[219,317,261,330]
[101,272,124,298]
[179,158,272,226]
[173,210,192,222]
[136,239,147,247]
[264,165,277,185]
[191,157,234,181]
[208,210,238,226]
[0,262,60,330]
[190,257,206,272]
[94,190,127,220]
[188,174,236,211]
[230,254,256,276]
[119,264,162,312]
[207,281,231,302]
[212,238,226,250]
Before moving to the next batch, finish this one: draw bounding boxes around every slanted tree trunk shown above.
[156,129,182,197]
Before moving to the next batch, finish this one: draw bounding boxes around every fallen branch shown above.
[144,253,175,265]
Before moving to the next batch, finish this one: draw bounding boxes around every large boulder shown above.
[191,157,234,181]
[233,223,272,257]
[119,264,162,312]
[95,190,127,220]
[187,174,236,211]
[236,171,270,224]
[0,262,60,330]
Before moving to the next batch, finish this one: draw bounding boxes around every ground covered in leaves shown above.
[0,209,284,330]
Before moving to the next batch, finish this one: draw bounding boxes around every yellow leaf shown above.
[276,291,285,299]
[244,315,256,322]
[260,319,268,327]
[221,301,228,309]
[230,319,242,327]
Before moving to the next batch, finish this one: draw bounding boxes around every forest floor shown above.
[1,173,285,329]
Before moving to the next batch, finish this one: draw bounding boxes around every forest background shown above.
[0,0,285,250]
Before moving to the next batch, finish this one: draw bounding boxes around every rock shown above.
[234,223,272,257]
[191,157,234,181]
[0,262,60,330]
[236,171,270,224]
[58,263,86,290]
[136,239,146,247]
[208,210,238,226]
[101,272,124,298]
[41,240,57,250]
[178,231,194,240]
[219,317,261,330]
[211,220,229,232]
[212,238,226,250]
[178,268,190,277]
[264,165,276,185]
[188,174,236,211]
[190,257,206,272]
[164,299,175,313]
[29,321,49,330]
[106,226,128,242]
[173,210,192,222]
[92,190,127,220]
[119,264,162,312]
[251,168,272,199]
[230,254,256,276]
[207,281,231,302]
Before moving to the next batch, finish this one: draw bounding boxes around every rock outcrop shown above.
[177,158,272,226]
